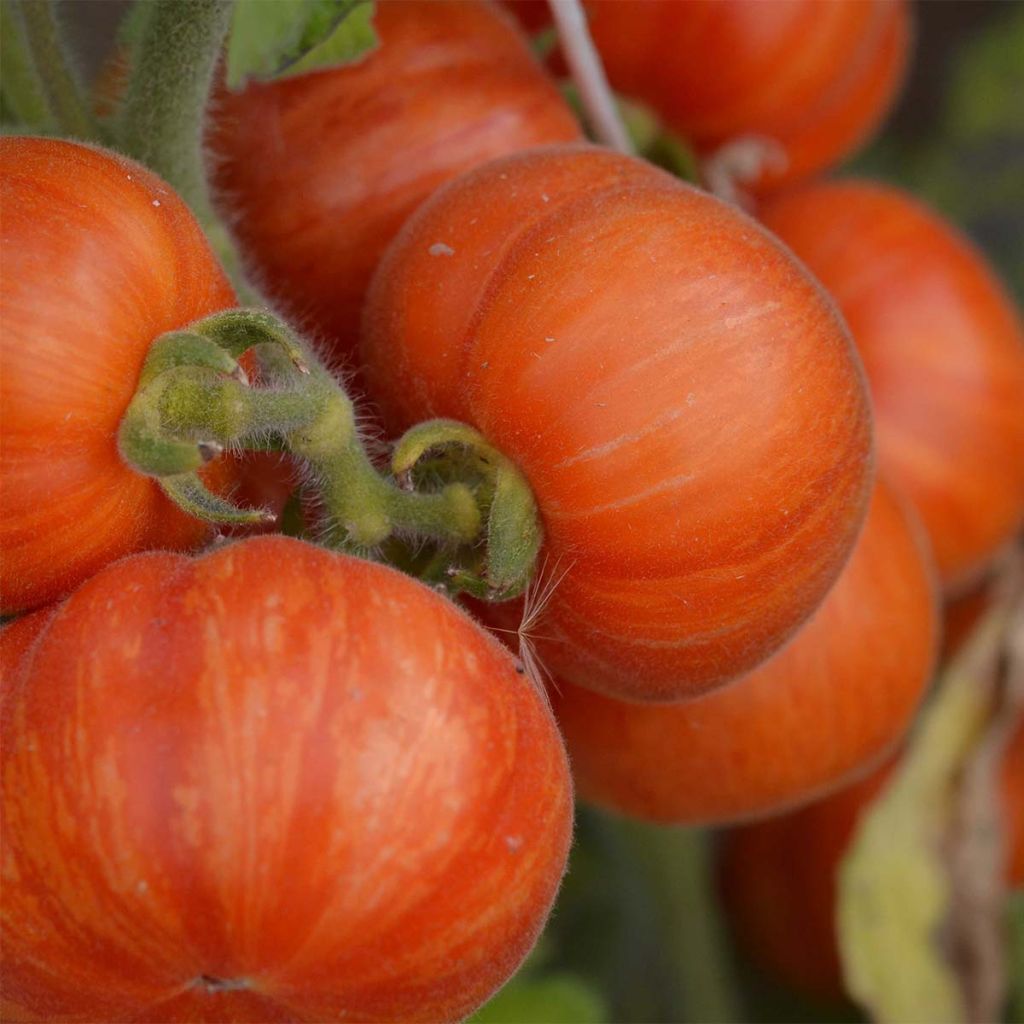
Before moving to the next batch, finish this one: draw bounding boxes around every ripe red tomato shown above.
[761,180,1024,592]
[719,720,1024,1003]
[209,0,581,370]
[362,145,873,702]
[506,0,910,194]
[0,137,238,615]
[1,535,572,1023]
[550,481,938,824]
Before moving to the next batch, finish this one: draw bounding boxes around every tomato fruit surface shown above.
[761,179,1024,593]
[0,137,237,615]
[363,145,873,702]
[1,536,572,1023]
[506,0,910,194]
[550,481,938,824]
[209,0,581,371]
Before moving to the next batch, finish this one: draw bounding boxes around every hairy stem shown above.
[120,312,496,563]
[113,0,254,297]
[14,0,97,138]
[115,0,228,219]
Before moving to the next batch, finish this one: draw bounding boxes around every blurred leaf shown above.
[226,0,377,91]
[851,5,1024,301]
[945,4,1024,144]
[838,606,1015,1024]
[470,974,606,1024]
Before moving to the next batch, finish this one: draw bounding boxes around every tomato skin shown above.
[0,137,238,615]
[550,482,938,824]
[208,0,581,369]
[0,535,572,1023]
[761,180,1024,593]
[718,761,891,1002]
[719,722,1024,1003]
[577,0,909,194]
[363,145,874,702]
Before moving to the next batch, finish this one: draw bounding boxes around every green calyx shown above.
[118,308,542,600]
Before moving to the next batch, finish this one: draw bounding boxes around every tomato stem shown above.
[548,0,632,154]
[112,0,256,300]
[10,0,98,139]
[118,310,541,597]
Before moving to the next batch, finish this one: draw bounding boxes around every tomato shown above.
[1,535,572,1023]
[0,137,238,615]
[362,145,873,702]
[208,0,581,371]
[717,761,892,1003]
[549,481,938,824]
[719,720,1024,1003]
[761,180,1024,593]
[506,0,910,194]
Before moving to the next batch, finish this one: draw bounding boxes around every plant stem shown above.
[547,0,632,154]
[115,0,228,220]
[120,314,495,563]
[14,0,97,138]
[617,821,743,1023]
[113,0,254,297]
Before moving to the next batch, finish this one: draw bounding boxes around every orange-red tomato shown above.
[550,481,938,824]
[362,145,873,702]
[719,720,1024,1003]
[209,0,581,369]
[507,0,910,194]
[761,180,1024,593]
[0,137,238,615]
[1,536,572,1023]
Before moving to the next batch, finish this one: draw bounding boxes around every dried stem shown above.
[547,0,632,154]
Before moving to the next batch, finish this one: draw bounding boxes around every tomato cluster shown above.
[2,1,1022,1021]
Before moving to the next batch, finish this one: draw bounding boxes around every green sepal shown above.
[138,331,243,389]
[119,388,205,477]
[191,308,310,373]
[391,419,543,600]
[160,472,274,526]
[484,462,543,600]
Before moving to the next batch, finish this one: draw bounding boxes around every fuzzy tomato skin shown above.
[208,0,581,369]
[761,180,1024,593]
[0,137,238,615]
[578,0,910,194]
[549,482,938,824]
[719,720,1024,1003]
[363,145,874,702]
[0,536,572,1023]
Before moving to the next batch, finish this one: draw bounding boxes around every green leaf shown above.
[226,0,377,91]
[470,974,606,1024]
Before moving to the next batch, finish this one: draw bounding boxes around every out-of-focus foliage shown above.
[470,974,606,1024]
[854,4,1024,300]
[837,609,1011,1024]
